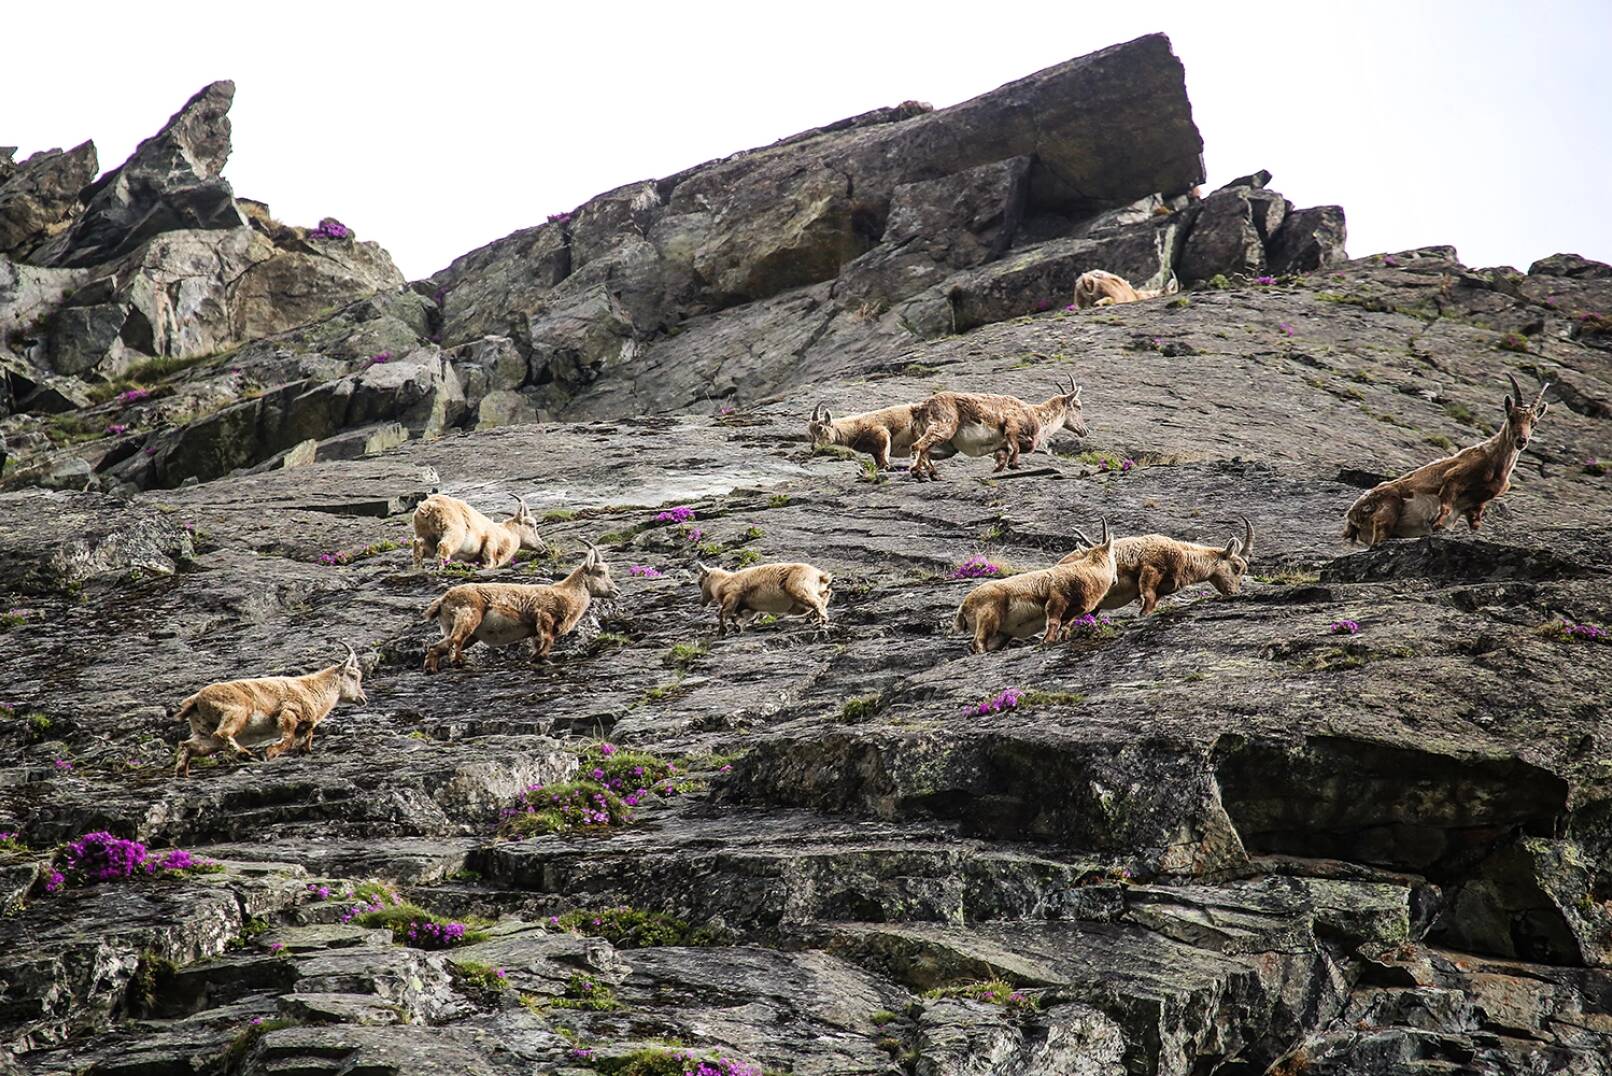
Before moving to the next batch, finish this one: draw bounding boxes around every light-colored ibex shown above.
[1343,375,1551,547]
[1072,270,1179,309]
[173,646,366,777]
[422,543,619,672]
[697,561,833,636]
[807,403,932,471]
[411,493,544,571]
[954,519,1117,653]
[910,376,1087,480]
[1060,517,1254,614]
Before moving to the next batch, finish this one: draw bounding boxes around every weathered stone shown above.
[1527,252,1612,279]
[1176,186,1269,282]
[1267,204,1349,274]
[0,142,98,259]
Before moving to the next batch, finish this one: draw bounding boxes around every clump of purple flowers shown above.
[1098,457,1135,474]
[309,217,350,240]
[547,211,572,225]
[306,882,332,900]
[951,555,1001,579]
[1278,322,1295,338]
[115,388,152,405]
[629,564,665,579]
[53,758,73,771]
[44,831,216,893]
[402,920,467,949]
[569,1048,595,1061]
[685,526,705,544]
[967,688,1022,717]
[106,423,129,436]
[1330,619,1361,635]
[655,505,695,524]
[1383,255,1401,267]
[1255,275,1276,285]
[1548,621,1609,644]
[1065,612,1116,638]
[717,403,736,416]
[365,351,393,367]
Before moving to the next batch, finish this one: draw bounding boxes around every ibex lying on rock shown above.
[1060,517,1253,614]
[411,493,544,571]
[173,646,366,777]
[697,561,833,636]
[910,376,1087,480]
[423,544,619,671]
[807,403,934,471]
[1072,270,1179,309]
[1343,375,1551,547]
[954,520,1117,653]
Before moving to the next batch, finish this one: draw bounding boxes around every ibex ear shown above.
[821,408,833,424]
[1224,538,1243,558]
[1504,395,1517,416]
[1536,400,1550,418]
[695,560,712,577]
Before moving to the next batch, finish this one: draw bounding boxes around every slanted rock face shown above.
[0,141,99,259]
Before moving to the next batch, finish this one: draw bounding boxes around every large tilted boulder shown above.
[0,142,99,259]
[1267,204,1349,275]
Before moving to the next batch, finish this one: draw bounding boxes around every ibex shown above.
[953,519,1117,653]
[411,493,544,571]
[806,403,932,471]
[1343,375,1551,547]
[422,543,619,671]
[909,376,1087,480]
[1072,270,1179,309]
[173,646,366,777]
[697,561,833,636]
[1060,517,1254,614]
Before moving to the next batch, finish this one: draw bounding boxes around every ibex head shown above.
[1044,373,1088,440]
[807,404,839,448]
[508,494,545,552]
[1503,374,1550,450]
[338,644,367,704]
[1212,516,1256,595]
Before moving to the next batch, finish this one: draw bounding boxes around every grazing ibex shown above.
[954,519,1117,653]
[1072,270,1179,309]
[910,376,1088,480]
[697,561,832,636]
[422,544,619,672]
[173,646,366,777]
[1060,517,1254,614]
[807,402,930,471]
[1343,375,1551,547]
[411,493,544,571]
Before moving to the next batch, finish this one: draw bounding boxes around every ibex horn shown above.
[1241,515,1255,561]
[512,493,528,511]
[1535,381,1551,408]
[1098,517,1110,546]
[1507,373,1523,404]
[343,644,358,666]
[1069,525,1095,549]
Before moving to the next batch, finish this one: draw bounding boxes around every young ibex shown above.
[1060,517,1254,614]
[909,376,1087,480]
[1072,270,1179,309]
[807,402,932,471]
[696,561,833,636]
[422,543,619,672]
[173,646,366,777]
[411,493,544,571]
[954,519,1117,653]
[1343,375,1551,547]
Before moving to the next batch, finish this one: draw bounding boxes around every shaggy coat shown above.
[173,647,366,777]
[954,520,1117,653]
[411,493,544,571]
[697,561,833,636]
[910,376,1088,479]
[807,403,930,471]
[1344,376,1550,546]
[423,545,619,671]
[1072,269,1179,309]
[1061,518,1254,614]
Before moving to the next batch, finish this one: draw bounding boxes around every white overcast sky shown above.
[4,1,1609,281]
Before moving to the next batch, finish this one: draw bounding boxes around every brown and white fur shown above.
[953,520,1118,653]
[1343,375,1550,547]
[411,493,544,571]
[697,561,833,636]
[1060,517,1253,614]
[173,646,366,777]
[1072,270,1179,309]
[422,544,619,671]
[909,375,1088,480]
[807,402,934,471]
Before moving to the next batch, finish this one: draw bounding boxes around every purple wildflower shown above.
[365,351,393,367]
[950,554,1001,579]
[655,506,695,524]
[115,388,152,405]
[628,564,664,578]
[1383,255,1400,267]
[1278,322,1295,337]
[269,942,285,954]
[547,212,572,225]
[1255,275,1276,285]
[719,763,733,773]
[1065,612,1115,638]
[309,217,351,240]
[250,1016,263,1026]
[686,526,704,543]
[1330,619,1361,635]
[598,742,616,756]
[53,758,72,771]
[1553,621,1609,643]
[106,423,129,436]
[967,688,1023,717]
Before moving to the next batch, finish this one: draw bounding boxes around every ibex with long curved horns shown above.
[1344,374,1551,546]
[173,646,367,777]
[410,492,544,571]
[909,374,1088,480]
[1060,517,1255,614]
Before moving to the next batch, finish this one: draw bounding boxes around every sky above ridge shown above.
[4,1,1609,281]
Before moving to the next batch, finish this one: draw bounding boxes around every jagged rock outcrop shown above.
[0,141,98,259]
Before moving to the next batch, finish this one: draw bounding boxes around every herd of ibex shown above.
[171,267,1555,775]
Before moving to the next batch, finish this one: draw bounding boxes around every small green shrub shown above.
[548,972,622,1011]
[1496,331,1530,353]
[812,444,857,460]
[922,979,1036,1011]
[767,494,791,508]
[840,695,882,722]
[542,508,577,522]
[1424,434,1457,452]
[552,906,725,948]
[665,641,709,669]
[733,548,763,568]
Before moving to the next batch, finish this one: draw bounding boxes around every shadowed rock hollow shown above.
[3,33,1612,1076]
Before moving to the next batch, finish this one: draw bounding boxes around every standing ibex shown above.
[909,375,1087,480]
[173,647,367,777]
[954,519,1117,653]
[1343,375,1551,546]
[411,493,544,571]
[807,403,930,472]
[1073,270,1179,309]
[422,543,619,671]
[1060,517,1254,614]
[697,561,833,636]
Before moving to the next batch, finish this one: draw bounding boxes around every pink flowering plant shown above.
[1544,620,1609,644]
[0,831,25,855]
[499,743,688,837]
[114,388,153,405]
[1064,612,1117,639]
[42,831,221,894]
[628,564,665,579]
[655,505,696,525]
[309,217,350,240]
[950,555,1001,579]
[1330,619,1361,636]
[967,688,1023,717]
[325,880,490,948]
[922,979,1038,1013]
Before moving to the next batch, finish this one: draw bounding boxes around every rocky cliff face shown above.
[3,33,1611,1076]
